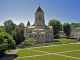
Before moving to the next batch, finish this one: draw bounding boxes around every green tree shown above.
[0,32,15,56]
[4,20,13,25]
[19,22,24,28]
[63,23,71,38]
[48,19,62,36]
[3,20,14,35]
[0,26,4,32]
[3,20,25,45]
[12,25,25,45]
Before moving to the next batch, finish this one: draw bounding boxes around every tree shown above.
[63,23,71,38]
[70,23,80,30]
[12,25,25,45]
[4,20,13,25]
[3,20,25,45]
[48,19,62,36]
[19,22,24,28]
[0,26,4,32]
[3,20,14,35]
[0,32,15,56]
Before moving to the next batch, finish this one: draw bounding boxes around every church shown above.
[25,6,53,43]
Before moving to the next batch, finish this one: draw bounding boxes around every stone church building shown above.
[24,6,53,43]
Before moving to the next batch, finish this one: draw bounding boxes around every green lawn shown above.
[61,50,80,58]
[13,44,80,60]
[54,38,78,44]
[33,44,80,53]
[13,54,76,60]
[16,49,44,57]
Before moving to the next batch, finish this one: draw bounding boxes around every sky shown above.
[0,0,80,26]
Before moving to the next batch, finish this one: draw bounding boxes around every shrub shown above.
[0,32,15,56]
[19,38,35,48]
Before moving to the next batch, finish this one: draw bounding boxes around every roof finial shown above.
[39,3,40,6]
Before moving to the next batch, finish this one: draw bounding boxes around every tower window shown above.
[39,15,41,20]
[42,35,43,38]
[35,35,36,38]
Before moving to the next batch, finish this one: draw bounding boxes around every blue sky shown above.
[0,0,80,26]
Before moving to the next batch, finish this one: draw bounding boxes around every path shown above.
[0,49,19,60]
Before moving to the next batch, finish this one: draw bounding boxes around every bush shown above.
[0,32,15,56]
[27,38,35,46]
[19,38,35,48]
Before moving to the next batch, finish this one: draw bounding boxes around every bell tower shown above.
[35,6,45,28]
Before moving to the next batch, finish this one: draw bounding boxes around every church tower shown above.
[35,6,45,28]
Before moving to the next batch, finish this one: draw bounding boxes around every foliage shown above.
[17,38,35,48]
[63,23,71,38]
[3,20,25,45]
[48,19,62,36]
[0,26,4,32]
[19,22,24,28]
[4,20,13,25]
[27,38,35,46]
[0,32,15,56]
[12,25,25,45]
[70,23,80,30]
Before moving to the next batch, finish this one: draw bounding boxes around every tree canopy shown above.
[48,19,62,36]
[63,23,71,38]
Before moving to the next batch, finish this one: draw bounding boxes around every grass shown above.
[13,54,76,60]
[61,50,80,58]
[16,49,44,57]
[13,44,80,60]
[54,38,78,44]
[33,44,80,53]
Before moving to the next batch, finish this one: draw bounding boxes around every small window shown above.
[35,35,36,38]
[31,35,33,37]
[42,35,43,38]
[30,35,31,38]
[39,15,41,20]
[48,35,49,38]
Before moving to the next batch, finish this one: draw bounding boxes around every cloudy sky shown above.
[0,0,80,26]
